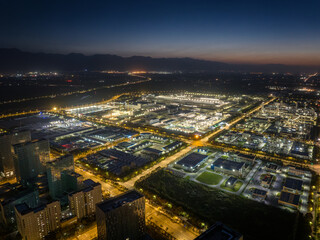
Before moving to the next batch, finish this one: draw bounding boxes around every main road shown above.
[122,145,195,189]
[74,166,198,240]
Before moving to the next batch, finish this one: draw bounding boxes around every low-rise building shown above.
[142,147,163,156]
[278,191,300,209]
[176,152,208,171]
[265,163,279,172]
[283,177,303,193]
[162,141,182,152]
[195,221,243,240]
[252,188,267,199]
[225,177,237,187]
[61,215,77,229]
[212,158,245,177]
[237,153,255,162]
[287,165,305,177]
[261,174,273,188]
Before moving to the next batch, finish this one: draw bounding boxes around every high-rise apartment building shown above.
[46,154,76,199]
[96,190,145,240]
[68,179,102,219]
[0,183,39,225]
[0,131,31,178]
[13,139,50,184]
[15,201,61,240]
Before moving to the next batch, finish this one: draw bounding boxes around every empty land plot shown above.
[196,171,223,185]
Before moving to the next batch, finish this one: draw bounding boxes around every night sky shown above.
[1,0,320,65]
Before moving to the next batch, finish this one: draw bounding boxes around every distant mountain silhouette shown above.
[0,48,318,73]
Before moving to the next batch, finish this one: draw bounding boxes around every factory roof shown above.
[195,222,243,240]
[279,191,300,206]
[177,152,208,168]
[213,158,245,171]
[284,178,303,191]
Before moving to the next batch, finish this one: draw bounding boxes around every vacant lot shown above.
[196,171,223,185]
[136,170,311,240]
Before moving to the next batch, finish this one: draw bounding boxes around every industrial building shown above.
[265,163,279,172]
[252,188,267,199]
[287,165,306,177]
[261,174,274,188]
[195,222,243,240]
[176,152,208,171]
[278,191,300,209]
[283,178,303,193]
[225,177,238,187]
[212,158,245,177]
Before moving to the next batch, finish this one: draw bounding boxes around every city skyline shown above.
[0,1,319,240]
[1,0,320,66]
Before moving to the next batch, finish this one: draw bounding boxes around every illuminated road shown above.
[70,224,97,240]
[0,78,150,106]
[0,78,150,118]
[304,72,318,82]
[146,203,198,240]
[75,166,198,240]
[122,145,195,189]
[310,164,320,175]
[69,205,197,240]
[75,166,122,196]
[196,97,277,145]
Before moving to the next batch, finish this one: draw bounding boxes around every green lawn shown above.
[220,179,243,192]
[196,171,223,185]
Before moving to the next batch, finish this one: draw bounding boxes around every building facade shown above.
[96,190,145,240]
[0,185,39,225]
[0,131,31,178]
[68,179,102,219]
[13,139,50,184]
[15,201,61,240]
[46,154,76,199]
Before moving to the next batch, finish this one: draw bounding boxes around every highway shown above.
[0,78,150,118]
[304,72,318,82]
[0,78,150,106]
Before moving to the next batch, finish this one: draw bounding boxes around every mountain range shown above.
[0,48,319,73]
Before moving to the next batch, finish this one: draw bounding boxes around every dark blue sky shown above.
[1,0,320,65]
